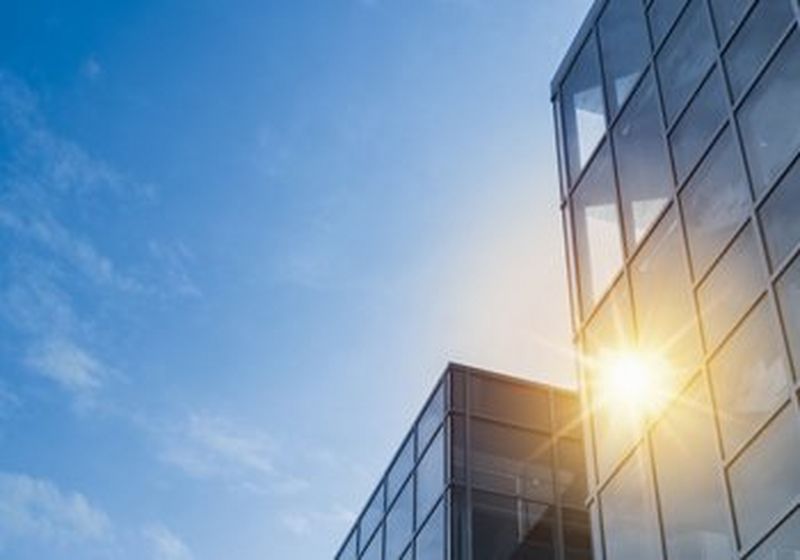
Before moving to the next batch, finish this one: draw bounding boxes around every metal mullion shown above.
[722,398,793,470]
[674,120,730,199]
[664,61,719,138]
[647,0,693,56]
[464,370,472,560]
[738,502,800,559]
[548,389,566,560]
[466,412,553,439]
[644,430,669,560]
[715,0,758,53]
[727,21,798,109]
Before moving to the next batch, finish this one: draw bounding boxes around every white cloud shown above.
[24,337,105,393]
[142,524,193,560]
[0,472,111,549]
[279,505,355,538]
[156,413,309,496]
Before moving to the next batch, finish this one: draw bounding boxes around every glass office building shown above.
[552,0,800,558]
[334,363,592,560]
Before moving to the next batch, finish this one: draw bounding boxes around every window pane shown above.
[747,508,800,560]
[583,279,639,480]
[337,530,358,560]
[777,256,800,372]
[631,210,703,392]
[652,378,735,560]
[469,419,554,502]
[670,68,728,185]
[416,428,444,521]
[557,438,588,508]
[729,406,800,548]
[599,0,651,116]
[385,479,414,560]
[555,392,582,439]
[362,525,383,560]
[709,298,791,456]
[649,0,689,47]
[387,435,414,503]
[601,447,662,560]
[681,129,751,279]
[563,508,592,560]
[472,491,556,560]
[657,0,717,125]
[724,0,795,100]
[451,487,467,560]
[451,414,466,485]
[709,0,751,44]
[469,374,550,430]
[416,499,445,560]
[739,30,800,195]
[760,157,800,270]
[698,224,766,351]
[562,35,607,184]
[418,383,444,454]
[571,143,624,315]
[361,484,385,552]
[614,72,673,248]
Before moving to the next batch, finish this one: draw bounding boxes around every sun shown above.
[597,350,670,416]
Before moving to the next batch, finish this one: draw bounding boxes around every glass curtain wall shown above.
[553,0,800,558]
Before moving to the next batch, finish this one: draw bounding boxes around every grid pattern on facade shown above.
[333,364,592,560]
[552,0,800,558]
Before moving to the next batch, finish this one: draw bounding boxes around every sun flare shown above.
[597,350,670,416]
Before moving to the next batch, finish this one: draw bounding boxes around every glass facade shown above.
[334,364,591,560]
[553,1,800,559]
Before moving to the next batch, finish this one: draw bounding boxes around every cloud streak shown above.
[0,472,111,550]
[142,524,194,560]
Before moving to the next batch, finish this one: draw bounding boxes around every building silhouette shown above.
[334,363,591,560]
[552,0,800,558]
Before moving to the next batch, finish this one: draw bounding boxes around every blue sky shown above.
[0,1,591,558]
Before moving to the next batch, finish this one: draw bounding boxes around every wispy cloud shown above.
[0,472,111,550]
[24,337,106,393]
[0,70,200,408]
[155,412,308,496]
[142,524,194,560]
[279,506,355,537]
[81,56,102,81]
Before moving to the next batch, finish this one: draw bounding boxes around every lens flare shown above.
[597,350,671,417]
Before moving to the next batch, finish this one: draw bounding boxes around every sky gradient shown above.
[0,1,591,558]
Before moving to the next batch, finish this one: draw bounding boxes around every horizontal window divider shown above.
[737,492,800,557]
[722,399,794,469]
[664,61,720,136]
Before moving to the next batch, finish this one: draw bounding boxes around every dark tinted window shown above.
[469,374,550,430]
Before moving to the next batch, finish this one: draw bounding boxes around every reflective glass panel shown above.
[557,438,588,509]
[472,491,556,560]
[729,406,800,548]
[599,0,651,116]
[710,0,751,44]
[361,484,385,552]
[571,143,624,316]
[564,508,592,560]
[362,524,383,560]
[649,0,689,47]
[739,30,800,195]
[614,72,673,249]
[670,68,728,185]
[469,374,550,430]
[416,499,445,560]
[760,157,800,270]
[451,414,466,485]
[416,428,444,521]
[681,129,751,279]
[385,479,414,560]
[748,508,800,560]
[631,210,703,392]
[337,530,358,560]
[555,392,582,439]
[777,256,800,371]
[724,0,795,100]
[583,280,639,480]
[652,378,735,560]
[601,447,662,560]
[709,298,791,456]
[418,383,444,454]
[657,0,717,125]
[562,35,606,184]
[387,435,414,503]
[698,224,766,351]
[469,419,554,502]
